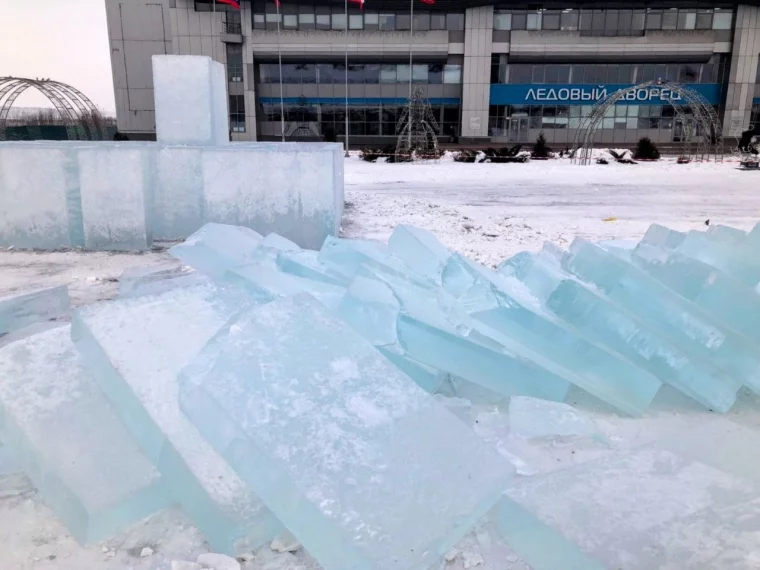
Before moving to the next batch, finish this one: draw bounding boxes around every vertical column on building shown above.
[240,0,257,141]
[724,5,760,136]
[461,5,494,141]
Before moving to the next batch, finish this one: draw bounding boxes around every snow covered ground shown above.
[1,157,760,569]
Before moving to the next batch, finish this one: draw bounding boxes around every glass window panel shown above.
[443,64,462,84]
[627,105,639,117]
[615,105,627,117]
[253,13,265,28]
[365,64,380,83]
[641,64,655,82]
[650,105,662,117]
[494,11,512,30]
[665,64,679,82]
[512,12,527,30]
[397,64,411,83]
[545,65,560,83]
[509,64,532,83]
[366,108,380,135]
[349,14,363,29]
[543,13,560,30]
[413,64,428,83]
[632,10,646,30]
[627,118,638,129]
[332,12,346,30]
[447,13,464,30]
[557,65,571,83]
[380,65,396,83]
[654,64,667,81]
[604,106,615,118]
[364,11,379,25]
[602,117,614,129]
[283,14,297,28]
[526,12,541,30]
[265,12,281,23]
[696,11,712,29]
[348,64,365,84]
[532,65,545,84]
[605,10,619,33]
[414,12,430,31]
[428,64,443,84]
[317,64,334,84]
[606,66,619,83]
[316,13,331,29]
[569,105,581,118]
[713,11,733,29]
[592,10,605,32]
[396,13,411,30]
[662,9,678,30]
[614,117,627,129]
[618,64,632,83]
[646,10,662,30]
[618,10,632,32]
[298,12,315,25]
[561,10,579,31]
[334,63,346,84]
[299,64,317,84]
[379,13,395,30]
[683,11,697,30]
[579,10,593,30]
[431,13,446,30]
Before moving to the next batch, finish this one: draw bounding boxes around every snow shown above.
[2,157,760,569]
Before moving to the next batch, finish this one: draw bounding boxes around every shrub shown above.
[633,137,661,160]
[531,132,551,158]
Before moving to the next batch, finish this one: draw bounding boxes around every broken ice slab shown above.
[0,441,20,477]
[707,224,747,244]
[154,147,204,240]
[0,143,84,249]
[639,223,685,251]
[77,145,153,251]
[676,229,760,289]
[118,265,208,298]
[0,326,170,544]
[169,223,264,279]
[562,239,760,396]
[509,397,603,441]
[501,251,740,413]
[0,285,70,335]
[506,446,756,570]
[439,253,662,416]
[376,346,447,394]
[630,243,760,344]
[387,224,453,282]
[275,250,348,286]
[201,144,343,249]
[178,293,514,570]
[225,258,346,308]
[152,56,229,147]
[71,283,282,554]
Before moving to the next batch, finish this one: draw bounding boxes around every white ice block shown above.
[154,146,204,239]
[78,145,153,251]
[71,284,281,553]
[169,223,264,279]
[0,285,70,335]
[0,143,84,249]
[179,294,514,570]
[153,55,229,146]
[509,397,602,441]
[0,326,169,544]
[201,143,344,249]
[118,265,207,298]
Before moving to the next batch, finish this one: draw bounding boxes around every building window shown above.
[431,13,446,30]
[713,9,733,29]
[494,11,511,30]
[332,10,346,30]
[349,13,363,30]
[258,62,463,86]
[696,10,713,29]
[379,13,395,30]
[446,13,464,31]
[443,64,462,84]
[229,95,245,133]
[226,44,243,83]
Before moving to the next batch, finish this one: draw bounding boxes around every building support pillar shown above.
[460,5,493,142]
[724,4,760,136]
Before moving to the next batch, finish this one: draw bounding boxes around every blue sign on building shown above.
[489,83,723,106]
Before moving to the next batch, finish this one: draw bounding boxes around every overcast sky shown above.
[1,0,116,113]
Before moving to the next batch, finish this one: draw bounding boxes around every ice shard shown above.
[707,224,747,244]
[118,265,207,298]
[501,251,740,413]
[0,285,70,335]
[562,239,760,396]
[0,143,84,249]
[508,397,603,441]
[387,224,453,282]
[77,145,153,251]
[0,326,170,544]
[71,284,281,554]
[676,229,760,289]
[179,293,514,570]
[639,223,685,250]
[275,249,348,286]
[169,223,264,279]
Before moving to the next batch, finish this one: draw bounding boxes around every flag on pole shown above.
[272,0,280,6]
[419,0,435,4]
[349,0,364,9]
[216,0,240,8]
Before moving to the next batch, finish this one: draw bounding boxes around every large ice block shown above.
[154,146,204,239]
[563,239,760,395]
[118,265,208,298]
[179,293,514,570]
[639,223,685,250]
[501,251,740,413]
[169,223,264,279]
[0,326,169,544]
[707,224,747,244]
[0,143,84,249]
[630,243,760,344]
[71,284,281,553]
[152,55,229,146]
[676,229,760,289]
[508,397,603,441]
[77,145,153,251]
[387,224,453,282]
[201,144,344,249]
[0,285,70,335]
[275,249,348,286]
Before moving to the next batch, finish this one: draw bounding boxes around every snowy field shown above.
[2,157,760,569]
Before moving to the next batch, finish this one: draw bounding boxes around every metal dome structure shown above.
[0,77,107,141]
[572,80,724,164]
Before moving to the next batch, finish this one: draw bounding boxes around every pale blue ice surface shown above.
[0,285,70,336]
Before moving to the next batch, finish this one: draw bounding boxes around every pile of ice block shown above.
[2,220,760,569]
[0,55,343,251]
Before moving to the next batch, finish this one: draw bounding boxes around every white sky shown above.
[0,0,116,113]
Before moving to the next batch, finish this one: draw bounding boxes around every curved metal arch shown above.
[572,81,723,164]
[0,77,105,141]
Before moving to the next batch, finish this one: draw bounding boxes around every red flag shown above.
[349,0,364,9]
[216,0,240,8]
[419,0,435,4]
[272,0,279,6]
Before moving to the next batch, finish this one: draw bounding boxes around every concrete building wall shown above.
[725,5,760,136]
[461,5,493,140]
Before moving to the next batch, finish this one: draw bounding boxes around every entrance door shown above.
[508,116,529,143]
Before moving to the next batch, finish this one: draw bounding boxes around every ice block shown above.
[0,143,84,249]
[639,223,685,250]
[508,397,603,441]
[563,239,760,396]
[152,55,229,146]
[178,293,514,570]
[387,224,453,282]
[707,224,747,244]
[201,144,344,249]
[676,229,760,289]
[0,326,170,544]
[154,146,204,240]
[71,284,281,554]
[77,145,153,251]
[275,250,348,286]
[0,285,70,335]
[169,223,264,279]
[118,265,208,298]
[501,251,741,413]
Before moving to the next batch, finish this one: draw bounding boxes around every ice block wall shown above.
[152,55,229,146]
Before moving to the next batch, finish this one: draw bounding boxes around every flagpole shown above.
[276,1,285,142]
[212,0,216,62]
[344,0,349,157]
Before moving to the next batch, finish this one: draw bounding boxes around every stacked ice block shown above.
[0,55,343,250]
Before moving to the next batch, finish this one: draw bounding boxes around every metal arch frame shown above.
[0,77,105,141]
[572,80,724,165]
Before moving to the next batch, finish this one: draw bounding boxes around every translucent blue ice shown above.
[118,265,208,298]
[501,251,740,413]
[707,225,747,244]
[275,249,348,286]
[676,229,760,289]
[169,223,264,279]
[179,293,514,570]
[0,285,70,335]
[0,326,170,544]
[387,224,453,282]
[71,284,281,554]
[639,223,685,250]
[154,146,204,239]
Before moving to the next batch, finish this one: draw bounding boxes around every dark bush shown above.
[454,150,478,163]
[531,132,551,158]
[633,137,661,160]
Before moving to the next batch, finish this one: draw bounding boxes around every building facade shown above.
[105,0,760,147]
